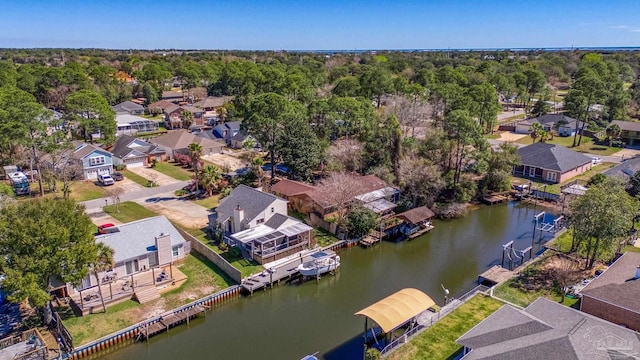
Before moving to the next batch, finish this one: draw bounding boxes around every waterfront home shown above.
[210,184,314,264]
[150,130,224,160]
[457,297,640,359]
[611,120,640,146]
[111,135,166,168]
[395,206,436,239]
[512,142,592,184]
[515,114,583,137]
[579,252,640,332]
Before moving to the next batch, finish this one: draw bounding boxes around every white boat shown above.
[297,251,340,277]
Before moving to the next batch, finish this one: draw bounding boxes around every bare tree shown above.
[317,172,363,228]
[554,255,579,303]
[325,139,363,173]
[385,95,431,139]
[398,155,445,208]
[105,187,125,213]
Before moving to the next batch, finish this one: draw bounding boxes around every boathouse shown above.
[395,206,435,239]
[355,288,436,354]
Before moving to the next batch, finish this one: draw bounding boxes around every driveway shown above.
[127,166,180,186]
[81,180,191,211]
[86,208,123,227]
[497,132,528,142]
[136,195,211,229]
[112,178,144,192]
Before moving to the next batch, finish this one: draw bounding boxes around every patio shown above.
[69,265,187,315]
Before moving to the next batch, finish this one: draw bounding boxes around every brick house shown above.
[580,252,640,332]
[512,142,593,184]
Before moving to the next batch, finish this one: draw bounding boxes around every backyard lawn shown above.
[121,170,151,187]
[103,201,158,223]
[60,254,234,346]
[387,295,503,360]
[515,136,622,156]
[153,161,192,181]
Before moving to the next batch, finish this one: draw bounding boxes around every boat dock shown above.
[138,305,207,340]
[241,249,338,294]
[408,224,434,240]
[478,265,514,286]
[359,230,384,247]
[482,193,510,205]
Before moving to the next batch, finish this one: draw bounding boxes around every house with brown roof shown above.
[395,206,435,239]
[181,105,205,126]
[611,120,640,146]
[147,100,174,114]
[163,103,184,129]
[150,130,224,160]
[579,252,640,331]
[161,91,184,103]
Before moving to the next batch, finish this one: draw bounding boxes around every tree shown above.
[0,198,97,307]
[564,71,605,147]
[480,143,519,194]
[200,165,222,197]
[605,123,621,148]
[90,243,114,313]
[359,66,394,108]
[188,143,204,191]
[555,255,578,303]
[278,115,322,181]
[65,89,116,143]
[569,179,637,269]
[531,99,551,118]
[529,122,543,143]
[346,206,378,239]
[105,187,124,213]
[627,170,640,198]
[468,83,501,133]
[318,172,363,228]
[181,110,194,129]
[443,110,485,185]
[587,173,607,186]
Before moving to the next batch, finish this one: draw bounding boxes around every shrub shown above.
[435,202,469,219]
[114,164,126,171]
[175,189,187,196]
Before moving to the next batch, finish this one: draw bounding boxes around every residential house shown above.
[194,96,233,124]
[457,297,640,359]
[115,114,159,136]
[212,121,242,143]
[580,252,640,331]
[147,100,174,114]
[111,135,166,168]
[209,184,313,264]
[150,130,224,159]
[515,114,583,137]
[603,157,640,180]
[161,91,184,103]
[611,120,640,146]
[112,101,145,115]
[163,103,185,129]
[512,142,592,184]
[71,141,114,180]
[181,105,205,126]
[229,132,256,149]
[82,216,188,289]
[114,71,137,84]
[270,178,316,202]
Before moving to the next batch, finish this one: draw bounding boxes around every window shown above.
[271,207,274,213]
[172,246,179,257]
[257,218,265,224]
[529,166,536,177]
[89,156,105,166]
[547,172,557,182]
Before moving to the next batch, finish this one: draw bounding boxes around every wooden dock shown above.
[408,225,434,240]
[482,194,510,205]
[359,230,384,247]
[138,305,206,340]
[478,265,514,286]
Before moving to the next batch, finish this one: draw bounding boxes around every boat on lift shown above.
[297,251,340,277]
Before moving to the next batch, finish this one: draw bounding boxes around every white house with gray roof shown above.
[457,297,640,360]
[81,216,189,289]
[210,185,314,264]
[512,142,592,184]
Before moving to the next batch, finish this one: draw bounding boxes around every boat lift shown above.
[501,241,533,270]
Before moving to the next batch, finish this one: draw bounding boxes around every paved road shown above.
[81,180,190,211]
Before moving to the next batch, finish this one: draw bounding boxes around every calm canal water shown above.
[97,201,552,360]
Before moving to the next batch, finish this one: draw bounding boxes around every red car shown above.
[97,223,115,234]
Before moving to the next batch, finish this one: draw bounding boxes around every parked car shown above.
[97,223,115,234]
[97,174,115,186]
[591,157,602,165]
[112,172,124,181]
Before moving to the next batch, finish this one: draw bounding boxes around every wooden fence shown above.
[176,228,243,284]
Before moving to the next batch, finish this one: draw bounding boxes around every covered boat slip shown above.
[355,288,436,353]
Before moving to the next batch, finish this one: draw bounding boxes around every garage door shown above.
[125,160,144,168]
[86,170,97,180]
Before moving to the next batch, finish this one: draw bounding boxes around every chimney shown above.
[636,265,640,280]
[233,204,244,233]
[156,233,172,266]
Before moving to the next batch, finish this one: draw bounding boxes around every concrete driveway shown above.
[112,178,144,192]
[127,166,182,186]
[136,194,211,229]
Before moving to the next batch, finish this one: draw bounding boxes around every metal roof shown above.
[355,288,436,333]
[363,198,397,213]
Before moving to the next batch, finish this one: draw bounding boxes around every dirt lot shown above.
[498,132,528,142]
[202,153,247,171]
[138,196,211,229]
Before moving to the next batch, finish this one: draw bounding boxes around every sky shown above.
[2,0,640,50]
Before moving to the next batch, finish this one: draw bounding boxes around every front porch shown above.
[69,265,186,315]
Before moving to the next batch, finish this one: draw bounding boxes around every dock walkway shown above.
[139,305,206,340]
[478,265,514,286]
[241,249,337,293]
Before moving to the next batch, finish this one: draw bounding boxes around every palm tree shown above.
[606,123,622,148]
[181,110,194,129]
[200,165,222,197]
[91,243,114,313]
[530,122,543,143]
[217,106,227,123]
[188,142,204,191]
[539,130,552,143]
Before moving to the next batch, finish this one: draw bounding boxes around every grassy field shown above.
[121,170,151,187]
[194,194,220,208]
[69,182,107,202]
[515,136,622,156]
[387,295,503,360]
[153,161,192,181]
[103,201,158,223]
[494,277,579,309]
[61,254,234,345]
[209,244,263,277]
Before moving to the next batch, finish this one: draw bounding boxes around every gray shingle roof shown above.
[580,252,640,314]
[612,120,640,132]
[112,101,144,113]
[457,297,640,360]
[112,135,161,159]
[95,216,186,263]
[516,142,592,172]
[604,157,640,180]
[520,114,582,128]
[215,185,285,224]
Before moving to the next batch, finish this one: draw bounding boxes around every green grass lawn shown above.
[69,181,107,202]
[153,161,193,181]
[387,295,503,360]
[121,170,151,187]
[314,228,340,247]
[194,194,220,209]
[208,244,263,277]
[103,201,158,223]
[60,254,234,346]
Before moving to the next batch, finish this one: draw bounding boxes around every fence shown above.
[177,228,242,284]
[63,285,242,360]
[380,285,490,357]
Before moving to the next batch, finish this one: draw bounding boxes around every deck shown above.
[241,249,338,293]
[139,306,206,339]
[407,225,434,240]
[478,265,514,286]
[482,194,510,205]
[359,230,384,247]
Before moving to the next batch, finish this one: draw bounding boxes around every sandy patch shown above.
[141,200,210,229]
[203,153,247,171]
[498,132,528,142]
[613,148,640,159]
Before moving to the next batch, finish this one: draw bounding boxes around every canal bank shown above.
[93,201,553,360]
